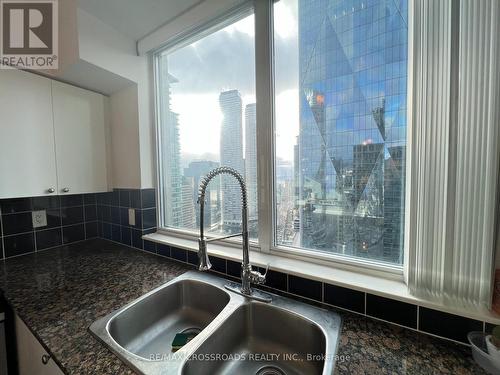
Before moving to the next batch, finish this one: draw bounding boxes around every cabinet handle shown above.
[41,354,50,365]
[62,187,70,193]
[47,188,55,194]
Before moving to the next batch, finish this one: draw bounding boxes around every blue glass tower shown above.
[297,0,408,264]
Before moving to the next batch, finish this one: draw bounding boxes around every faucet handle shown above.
[250,264,269,285]
[261,264,270,278]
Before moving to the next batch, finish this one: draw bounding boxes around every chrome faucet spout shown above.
[197,166,269,301]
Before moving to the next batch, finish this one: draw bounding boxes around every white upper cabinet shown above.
[52,81,108,195]
[0,69,109,199]
[0,69,58,199]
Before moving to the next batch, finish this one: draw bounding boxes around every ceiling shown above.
[78,0,203,41]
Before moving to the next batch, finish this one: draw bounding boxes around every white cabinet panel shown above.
[0,70,58,198]
[52,81,108,194]
[15,315,64,375]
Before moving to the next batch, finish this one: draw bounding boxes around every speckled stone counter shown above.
[0,239,486,374]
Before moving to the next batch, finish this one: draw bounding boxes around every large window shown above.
[156,13,258,239]
[274,0,408,265]
[154,0,500,306]
[156,0,408,267]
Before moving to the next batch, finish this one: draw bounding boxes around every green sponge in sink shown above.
[171,329,200,351]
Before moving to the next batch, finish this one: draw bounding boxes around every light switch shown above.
[128,208,136,226]
[32,210,47,228]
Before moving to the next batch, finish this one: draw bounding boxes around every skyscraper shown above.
[244,103,257,221]
[158,55,182,228]
[219,90,244,233]
[297,0,408,264]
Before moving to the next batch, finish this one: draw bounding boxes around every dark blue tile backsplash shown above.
[0,188,156,259]
[0,198,32,214]
[366,294,418,329]
[3,232,34,258]
[289,275,323,301]
[35,228,62,250]
[324,283,365,314]
[0,194,98,258]
[419,307,484,343]
[96,188,157,251]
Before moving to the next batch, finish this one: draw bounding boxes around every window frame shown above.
[153,2,260,253]
[152,0,409,278]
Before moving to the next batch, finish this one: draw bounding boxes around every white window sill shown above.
[143,232,500,325]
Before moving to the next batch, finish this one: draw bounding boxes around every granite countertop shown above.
[0,239,486,375]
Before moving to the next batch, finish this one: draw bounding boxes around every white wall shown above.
[77,9,140,82]
[136,56,155,189]
[77,9,155,189]
[109,85,142,189]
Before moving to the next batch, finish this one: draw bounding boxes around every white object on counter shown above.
[486,335,500,365]
[468,332,500,374]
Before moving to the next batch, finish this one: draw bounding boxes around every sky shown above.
[164,0,299,163]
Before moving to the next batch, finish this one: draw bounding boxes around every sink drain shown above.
[256,365,286,375]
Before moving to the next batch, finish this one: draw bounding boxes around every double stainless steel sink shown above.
[90,271,342,375]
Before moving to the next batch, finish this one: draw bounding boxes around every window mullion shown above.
[254,0,274,253]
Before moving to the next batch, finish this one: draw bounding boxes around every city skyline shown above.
[166,3,298,162]
[161,81,259,236]
[159,0,408,265]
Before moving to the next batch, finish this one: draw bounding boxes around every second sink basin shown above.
[182,302,326,375]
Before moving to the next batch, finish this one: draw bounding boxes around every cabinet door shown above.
[52,81,108,194]
[0,70,58,198]
[15,315,64,375]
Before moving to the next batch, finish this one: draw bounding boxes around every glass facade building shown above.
[219,90,245,232]
[294,0,408,264]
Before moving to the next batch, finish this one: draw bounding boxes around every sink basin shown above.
[182,302,327,375]
[107,279,230,360]
[90,271,341,375]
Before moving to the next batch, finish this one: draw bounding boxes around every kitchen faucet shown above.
[197,166,271,302]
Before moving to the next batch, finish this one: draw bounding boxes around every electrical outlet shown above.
[32,210,47,228]
[128,208,136,226]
